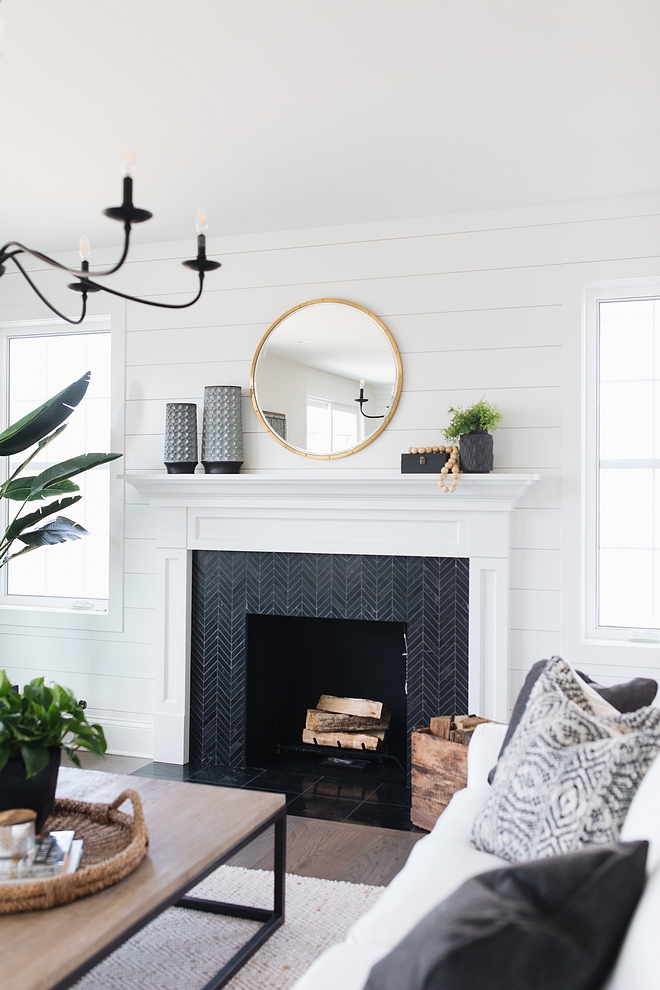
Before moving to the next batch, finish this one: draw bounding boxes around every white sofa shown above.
[293,722,660,990]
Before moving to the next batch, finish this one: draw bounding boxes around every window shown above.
[2,320,113,613]
[585,283,660,643]
[306,395,359,453]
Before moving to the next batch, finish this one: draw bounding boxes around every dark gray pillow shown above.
[576,669,657,713]
[363,841,648,990]
[488,660,658,784]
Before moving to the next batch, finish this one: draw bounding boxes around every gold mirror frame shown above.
[250,298,403,459]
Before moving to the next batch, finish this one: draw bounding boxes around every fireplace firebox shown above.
[245,614,408,768]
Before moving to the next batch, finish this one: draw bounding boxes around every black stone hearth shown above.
[189,551,469,768]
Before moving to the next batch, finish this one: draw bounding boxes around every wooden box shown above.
[411,727,468,832]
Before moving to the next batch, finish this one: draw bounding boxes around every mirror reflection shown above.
[251,299,402,458]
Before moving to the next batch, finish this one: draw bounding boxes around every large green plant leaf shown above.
[28,452,122,498]
[4,496,82,543]
[18,516,88,547]
[3,477,80,501]
[0,372,91,456]
[1,424,69,498]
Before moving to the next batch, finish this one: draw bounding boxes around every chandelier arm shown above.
[0,226,132,279]
[77,272,206,309]
[11,256,88,325]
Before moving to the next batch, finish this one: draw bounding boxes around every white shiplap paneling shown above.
[3,194,660,753]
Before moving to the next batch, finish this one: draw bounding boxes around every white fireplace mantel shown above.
[124,471,539,763]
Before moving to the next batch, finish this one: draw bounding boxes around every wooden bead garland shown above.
[407,444,460,492]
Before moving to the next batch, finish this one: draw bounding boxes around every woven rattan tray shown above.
[0,789,149,914]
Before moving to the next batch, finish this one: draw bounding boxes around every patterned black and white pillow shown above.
[472,657,660,863]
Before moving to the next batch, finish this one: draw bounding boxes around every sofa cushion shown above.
[348,788,507,948]
[489,660,658,784]
[292,943,390,990]
[621,748,660,870]
[577,669,658,713]
[363,842,648,990]
[472,657,660,862]
[466,721,508,788]
[604,857,660,989]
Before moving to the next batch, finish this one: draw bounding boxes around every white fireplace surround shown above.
[125,470,539,764]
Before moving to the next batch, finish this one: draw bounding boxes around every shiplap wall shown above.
[1,193,660,755]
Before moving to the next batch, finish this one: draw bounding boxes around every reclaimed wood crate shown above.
[411,717,498,830]
[410,727,469,832]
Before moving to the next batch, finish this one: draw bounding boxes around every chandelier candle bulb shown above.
[122,146,134,178]
[196,208,208,235]
[78,235,90,263]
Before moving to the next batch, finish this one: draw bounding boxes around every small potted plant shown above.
[444,399,502,473]
[0,672,107,831]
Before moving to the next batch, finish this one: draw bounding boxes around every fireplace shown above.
[189,550,469,770]
[125,471,539,765]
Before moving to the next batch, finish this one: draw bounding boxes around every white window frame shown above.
[0,295,125,632]
[583,278,660,647]
[304,387,364,453]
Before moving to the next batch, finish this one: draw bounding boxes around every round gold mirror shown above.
[251,299,402,459]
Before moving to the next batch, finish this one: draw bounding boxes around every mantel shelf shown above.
[122,470,539,512]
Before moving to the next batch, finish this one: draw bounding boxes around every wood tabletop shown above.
[0,768,286,990]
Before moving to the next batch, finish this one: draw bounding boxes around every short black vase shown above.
[0,747,61,832]
[459,431,494,473]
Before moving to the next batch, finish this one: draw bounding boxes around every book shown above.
[0,831,81,885]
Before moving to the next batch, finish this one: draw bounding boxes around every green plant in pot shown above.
[0,371,120,828]
[444,399,502,473]
[0,672,107,831]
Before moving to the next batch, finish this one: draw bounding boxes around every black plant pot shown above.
[459,431,494,473]
[0,747,61,832]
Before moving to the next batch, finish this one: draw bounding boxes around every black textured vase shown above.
[459,431,494,473]
[0,747,61,832]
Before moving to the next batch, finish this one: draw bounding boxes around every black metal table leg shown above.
[176,808,287,990]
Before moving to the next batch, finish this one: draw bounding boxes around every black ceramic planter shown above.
[0,747,61,832]
[459,431,494,473]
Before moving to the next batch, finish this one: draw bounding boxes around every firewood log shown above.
[316,695,384,719]
[305,708,390,732]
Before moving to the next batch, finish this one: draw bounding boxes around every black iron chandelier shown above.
[0,150,221,325]
[354,379,385,419]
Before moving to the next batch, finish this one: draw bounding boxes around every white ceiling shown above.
[1,1,659,253]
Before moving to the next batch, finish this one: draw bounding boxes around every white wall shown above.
[2,192,660,755]
[256,352,369,449]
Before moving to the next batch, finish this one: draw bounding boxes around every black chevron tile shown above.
[189,550,470,770]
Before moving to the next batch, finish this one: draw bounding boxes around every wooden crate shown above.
[411,727,468,832]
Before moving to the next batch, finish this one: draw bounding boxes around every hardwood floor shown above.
[226,816,421,886]
[61,753,423,886]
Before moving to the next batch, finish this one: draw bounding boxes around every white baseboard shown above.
[90,715,154,759]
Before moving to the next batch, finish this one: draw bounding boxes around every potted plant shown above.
[0,371,120,826]
[0,672,107,830]
[444,399,502,473]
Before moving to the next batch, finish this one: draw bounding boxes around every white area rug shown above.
[73,866,384,990]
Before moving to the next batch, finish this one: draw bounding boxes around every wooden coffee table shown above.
[1,768,286,990]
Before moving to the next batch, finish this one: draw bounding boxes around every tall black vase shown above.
[0,747,61,832]
[459,431,494,473]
